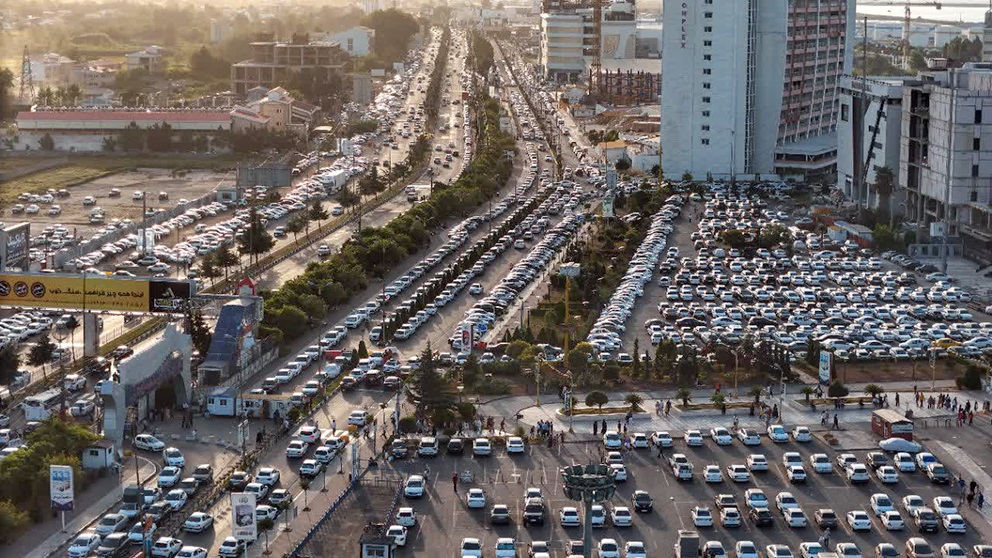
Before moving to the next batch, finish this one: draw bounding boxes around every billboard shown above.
[0,223,30,271]
[818,351,833,385]
[50,465,74,511]
[0,273,192,312]
[231,492,257,541]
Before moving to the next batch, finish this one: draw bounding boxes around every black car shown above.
[490,504,511,525]
[341,377,358,391]
[447,438,465,455]
[95,532,130,557]
[749,507,773,527]
[228,471,253,491]
[866,452,889,469]
[145,501,172,523]
[632,490,653,513]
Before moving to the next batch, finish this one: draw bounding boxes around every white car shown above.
[603,432,623,448]
[162,447,185,468]
[68,532,102,558]
[692,506,713,527]
[736,541,760,558]
[403,475,425,498]
[746,453,769,471]
[255,504,278,522]
[599,538,621,558]
[494,538,516,558]
[766,424,788,442]
[846,510,872,531]
[150,537,183,558]
[870,493,894,516]
[792,426,812,442]
[783,452,803,468]
[626,541,648,558]
[183,511,214,533]
[846,463,870,483]
[721,506,742,527]
[766,545,795,558]
[704,465,724,483]
[880,510,905,530]
[726,464,750,483]
[652,431,673,447]
[506,436,525,454]
[631,432,650,448]
[466,488,486,508]
[461,538,483,558]
[902,494,926,514]
[810,453,833,473]
[783,507,807,528]
[800,543,824,558]
[894,452,916,472]
[836,543,862,558]
[348,410,367,426]
[684,429,704,446]
[473,438,492,456]
[256,467,280,486]
[941,544,967,558]
[610,463,628,482]
[157,467,182,488]
[386,525,408,546]
[787,465,807,483]
[285,440,308,458]
[711,427,733,445]
[611,505,633,527]
[559,506,580,527]
[175,547,207,558]
[942,513,966,533]
[775,492,799,511]
[164,489,188,510]
[395,507,417,527]
[876,465,899,484]
[135,434,166,451]
[933,496,958,517]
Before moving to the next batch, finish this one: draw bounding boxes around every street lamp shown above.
[562,464,617,558]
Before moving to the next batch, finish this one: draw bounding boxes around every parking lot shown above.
[385,432,988,557]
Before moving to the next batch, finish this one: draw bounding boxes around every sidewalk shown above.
[19,458,157,558]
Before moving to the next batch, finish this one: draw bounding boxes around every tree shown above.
[237,207,275,264]
[827,380,850,398]
[309,200,329,230]
[749,385,764,404]
[505,340,530,360]
[286,215,306,243]
[0,68,15,120]
[719,230,747,249]
[258,517,274,554]
[213,244,239,281]
[199,255,221,285]
[362,9,420,64]
[710,392,726,406]
[624,393,643,412]
[337,187,360,207]
[585,390,609,410]
[38,133,55,151]
[863,384,885,398]
[28,334,56,379]
[681,172,694,183]
[406,346,457,423]
[0,347,21,386]
[359,165,381,196]
[614,157,632,173]
[0,500,30,543]
[800,386,815,402]
[676,387,692,405]
[188,309,212,356]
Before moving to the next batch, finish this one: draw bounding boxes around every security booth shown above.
[359,522,395,558]
[871,409,914,441]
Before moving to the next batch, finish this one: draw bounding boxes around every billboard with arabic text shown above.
[0,273,192,313]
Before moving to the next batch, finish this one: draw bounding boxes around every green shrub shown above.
[827,380,849,398]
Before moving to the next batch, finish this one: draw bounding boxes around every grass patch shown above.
[677,400,755,412]
[797,396,874,408]
[560,405,637,416]
[0,154,242,205]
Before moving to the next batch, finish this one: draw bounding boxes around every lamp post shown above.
[562,464,617,558]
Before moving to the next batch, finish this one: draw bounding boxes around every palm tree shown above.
[258,517,274,554]
[800,386,815,402]
[624,393,643,412]
[300,478,311,512]
[710,392,726,406]
[748,385,764,405]
[676,387,691,405]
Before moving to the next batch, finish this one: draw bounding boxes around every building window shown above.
[703,82,711,89]
[703,26,712,33]
[972,164,980,177]
[976,109,982,124]
[702,111,710,117]
[974,137,981,150]
[704,0,713,4]
[703,68,711,75]
[704,11,713,18]
[972,190,979,202]
[703,54,711,61]
[702,97,711,103]
[703,40,712,47]
[841,104,848,122]
[701,138,710,145]
[702,125,710,131]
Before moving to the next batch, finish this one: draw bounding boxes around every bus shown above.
[21,388,63,421]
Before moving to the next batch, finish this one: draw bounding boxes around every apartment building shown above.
[539,0,638,82]
[660,0,854,181]
[231,37,348,96]
[899,63,992,261]
[125,46,165,73]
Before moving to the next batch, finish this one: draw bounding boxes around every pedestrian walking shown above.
[452,472,458,492]
[978,492,985,509]
[832,414,839,430]
[970,480,978,494]
[593,421,598,436]
[967,492,975,508]
[822,527,830,549]
[424,464,430,478]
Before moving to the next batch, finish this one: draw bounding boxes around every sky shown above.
[857,1,991,25]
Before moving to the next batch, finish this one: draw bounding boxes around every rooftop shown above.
[18,110,231,123]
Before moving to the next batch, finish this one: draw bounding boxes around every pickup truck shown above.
[523,497,546,525]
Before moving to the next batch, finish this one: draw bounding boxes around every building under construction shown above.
[587,59,661,106]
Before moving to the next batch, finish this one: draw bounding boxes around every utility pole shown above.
[940,68,956,274]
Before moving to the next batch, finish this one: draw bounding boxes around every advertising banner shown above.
[50,465,74,511]
[818,351,832,385]
[0,274,192,312]
[2,223,30,271]
[231,492,257,541]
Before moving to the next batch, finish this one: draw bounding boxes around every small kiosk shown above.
[871,409,914,441]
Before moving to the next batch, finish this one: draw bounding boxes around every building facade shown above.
[231,39,348,95]
[899,63,992,260]
[836,75,908,214]
[661,0,854,180]
[327,27,376,57]
[124,46,164,73]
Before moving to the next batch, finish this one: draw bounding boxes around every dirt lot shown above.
[12,168,234,238]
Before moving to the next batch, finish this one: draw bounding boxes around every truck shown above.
[120,485,145,519]
[316,169,349,193]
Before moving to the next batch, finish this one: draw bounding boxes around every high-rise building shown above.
[899,63,992,261]
[660,0,854,180]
